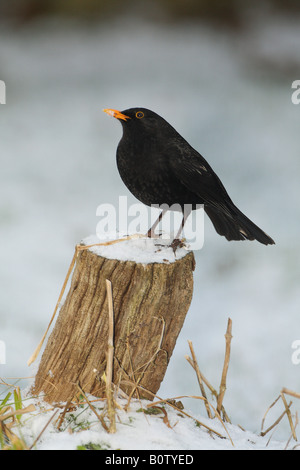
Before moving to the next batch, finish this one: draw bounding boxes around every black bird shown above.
[103,107,275,250]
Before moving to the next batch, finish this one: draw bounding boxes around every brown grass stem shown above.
[216,318,232,417]
[105,279,116,433]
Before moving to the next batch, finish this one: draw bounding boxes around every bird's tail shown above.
[205,204,275,246]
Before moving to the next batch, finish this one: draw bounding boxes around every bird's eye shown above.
[135,111,144,119]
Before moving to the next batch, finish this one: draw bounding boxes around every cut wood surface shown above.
[32,237,195,404]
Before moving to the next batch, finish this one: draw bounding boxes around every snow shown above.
[81,233,191,264]
[12,394,295,451]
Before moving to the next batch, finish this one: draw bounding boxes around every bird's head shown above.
[103,107,173,138]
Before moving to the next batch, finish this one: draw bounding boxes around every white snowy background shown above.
[0,5,300,448]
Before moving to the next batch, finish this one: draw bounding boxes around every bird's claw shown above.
[170,238,184,254]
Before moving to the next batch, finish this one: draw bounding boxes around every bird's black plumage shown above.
[104,107,275,247]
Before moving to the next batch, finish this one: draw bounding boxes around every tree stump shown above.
[32,236,195,404]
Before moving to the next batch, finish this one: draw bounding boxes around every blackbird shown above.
[103,107,275,250]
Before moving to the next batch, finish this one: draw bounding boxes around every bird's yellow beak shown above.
[103,108,130,121]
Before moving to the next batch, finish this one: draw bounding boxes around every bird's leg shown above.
[146,208,168,238]
[170,207,191,253]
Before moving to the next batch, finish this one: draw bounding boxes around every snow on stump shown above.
[32,235,195,405]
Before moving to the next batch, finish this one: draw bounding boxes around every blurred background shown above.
[0,0,300,440]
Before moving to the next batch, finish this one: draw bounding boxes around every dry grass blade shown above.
[148,396,222,437]
[281,392,297,441]
[28,409,59,450]
[261,388,300,443]
[185,330,231,423]
[281,388,300,400]
[150,406,174,429]
[285,412,298,450]
[1,421,28,450]
[77,384,109,433]
[149,395,234,446]
[0,404,36,422]
[56,399,73,431]
[260,393,298,443]
[27,245,80,366]
[123,341,141,412]
[260,394,281,436]
[261,406,291,438]
[184,356,217,399]
[187,340,212,419]
[217,318,233,417]
[105,279,116,433]
[77,234,146,252]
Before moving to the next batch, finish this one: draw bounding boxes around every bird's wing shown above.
[169,144,234,215]
[168,142,275,245]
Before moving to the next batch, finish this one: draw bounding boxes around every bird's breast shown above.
[116,140,200,209]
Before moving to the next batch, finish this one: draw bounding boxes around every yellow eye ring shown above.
[136,111,144,119]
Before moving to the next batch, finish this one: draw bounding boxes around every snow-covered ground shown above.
[1,12,300,449]
[4,393,297,451]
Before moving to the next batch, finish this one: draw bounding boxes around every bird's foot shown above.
[170,238,184,253]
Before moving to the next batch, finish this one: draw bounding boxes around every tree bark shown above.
[32,244,195,404]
